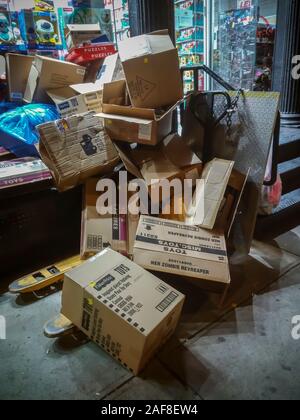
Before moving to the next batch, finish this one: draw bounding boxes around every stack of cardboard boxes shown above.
[3,30,248,375]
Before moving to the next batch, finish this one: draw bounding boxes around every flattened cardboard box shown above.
[81,178,127,259]
[24,55,86,103]
[134,216,231,285]
[118,32,183,109]
[62,248,185,375]
[186,158,234,230]
[37,112,119,191]
[99,80,178,146]
[6,54,34,102]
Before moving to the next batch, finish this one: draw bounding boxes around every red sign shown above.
[66,43,116,65]
[238,0,252,9]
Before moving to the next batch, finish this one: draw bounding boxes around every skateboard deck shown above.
[44,314,77,339]
[9,255,82,294]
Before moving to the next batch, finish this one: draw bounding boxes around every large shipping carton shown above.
[81,178,127,259]
[133,216,231,285]
[99,80,178,145]
[24,56,86,103]
[62,248,185,374]
[118,32,183,108]
[37,112,119,191]
[6,54,34,102]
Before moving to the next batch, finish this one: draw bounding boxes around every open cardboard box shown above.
[114,134,203,205]
[47,54,124,118]
[81,177,127,259]
[118,30,183,109]
[24,55,86,104]
[98,80,180,146]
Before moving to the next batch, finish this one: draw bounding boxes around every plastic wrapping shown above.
[259,144,283,215]
[0,103,59,157]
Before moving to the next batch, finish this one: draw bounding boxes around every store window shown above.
[211,0,277,91]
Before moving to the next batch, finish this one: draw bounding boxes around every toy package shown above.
[58,7,113,48]
[34,1,55,12]
[20,9,62,50]
[0,10,25,50]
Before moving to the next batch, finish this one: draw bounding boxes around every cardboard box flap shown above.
[162,134,202,168]
[114,143,142,179]
[47,86,78,103]
[71,81,103,95]
[102,81,180,120]
[118,34,175,62]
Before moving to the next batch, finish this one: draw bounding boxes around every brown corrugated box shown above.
[24,55,86,103]
[115,134,203,204]
[47,54,124,118]
[133,216,231,285]
[81,178,127,259]
[61,248,185,375]
[98,80,179,146]
[65,23,102,49]
[37,112,119,191]
[118,31,183,109]
[6,54,34,102]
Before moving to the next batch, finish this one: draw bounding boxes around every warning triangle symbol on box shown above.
[135,76,156,101]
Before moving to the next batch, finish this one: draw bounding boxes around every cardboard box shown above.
[116,134,203,202]
[47,86,103,118]
[0,158,52,191]
[24,55,86,103]
[118,32,183,108]
[186,159,234,230]
[62,248,185,375]
[37,112,119,191]
[81,178,127,259]
[47,54,123,118]
[98,80,178,146]
[65,23,102,49]
[6,54,34,102]
[133,216,231,285]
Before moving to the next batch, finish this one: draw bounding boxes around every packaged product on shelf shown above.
[37,112,119,191]
[62,248,185,375]
[20,9,62,50]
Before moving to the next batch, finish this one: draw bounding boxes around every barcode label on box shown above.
[138,123,152,141]
[87,235,102,251]
[156,291,179,313]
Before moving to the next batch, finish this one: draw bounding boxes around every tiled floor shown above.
[0,228,300,400]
